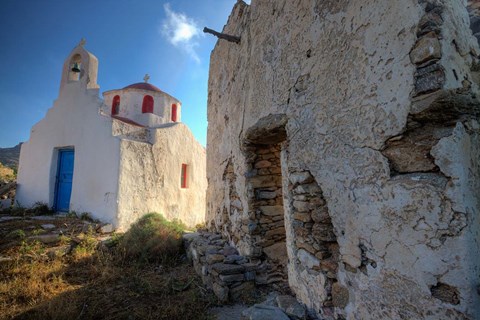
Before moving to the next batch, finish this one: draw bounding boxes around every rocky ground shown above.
[0,211,216,319]
[0,210,310,320]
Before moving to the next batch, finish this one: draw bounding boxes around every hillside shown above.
[0,143,21,169]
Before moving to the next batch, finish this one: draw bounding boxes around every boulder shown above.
[241,304,290,320]
[276,295,306,319]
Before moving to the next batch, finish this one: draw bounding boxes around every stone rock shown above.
[241,304,290,320]
[210,304,249,320]
[414,63,445,95]
[46,245,70,260]
[182,232,200,242]
[212,263,246,275]
[30,215,56,221]
[29,234,59,244]
[231,199,243,209]
[264,227,285,238]
[219,273,245,283]
[256,191,277,200]
[209,234,222,241]
[320,258,338,274]
[99,223,114,234]
[207,254,225,264]
[222,245,239,256]
[293,212,312,223]
[293,183,321,195]
[244,114,288,145]
[244,270,256,281]
[431,283,460,305]
[311,208,330,223]
[224,254,248,264]
[418,12,443,36]
[289,172,314,185]
[41,224,56,230]
[296,241,316,255]
[206,245,222,254]
[255,160,272,168]
[276,295,306,319]
[0,216,22,222]
[297,249,320,269]
[259,206,284,216]
[263,242,287,265]
[382,142,437,172]
[332,283,349,308]
[292,201,310,212]
[230,281,255,301]
[250,176,279,188]
[312,223,336,242]
[213,282,229,302]
[0,198,12,209]
[410,32,442,64]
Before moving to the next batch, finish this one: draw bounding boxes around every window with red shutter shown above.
[142,95,154,113]
[181,164,188,188]
[111,95,120,115]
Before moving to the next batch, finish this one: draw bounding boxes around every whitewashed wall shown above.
[16,46,121,224]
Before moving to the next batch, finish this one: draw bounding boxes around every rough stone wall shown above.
[116,123,206,230]
[206,1,480,318]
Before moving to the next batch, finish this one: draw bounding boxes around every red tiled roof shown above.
[123,82,163,93]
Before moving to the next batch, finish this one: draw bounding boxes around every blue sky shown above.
[0,0,241,148]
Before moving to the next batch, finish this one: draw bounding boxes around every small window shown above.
[111,95,120,115]
[181,164,188,188]
[142,95,154,113]
[171,104,178,122]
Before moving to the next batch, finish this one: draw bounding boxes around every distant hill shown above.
[0,143,21,169]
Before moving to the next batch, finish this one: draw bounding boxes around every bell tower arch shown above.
[59,38,99,94]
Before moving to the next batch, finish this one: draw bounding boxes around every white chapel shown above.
[16,40,207,230]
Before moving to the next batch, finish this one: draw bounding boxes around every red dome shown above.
[123,82,163,93]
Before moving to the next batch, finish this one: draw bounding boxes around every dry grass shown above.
[0,163,15,183]
[0,213,216,320]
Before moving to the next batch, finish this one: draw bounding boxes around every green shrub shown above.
[7,229,26,240]
[66,211,78,219]
[117,213,186,265]
[28,202,54,215]
[72,226,98,258]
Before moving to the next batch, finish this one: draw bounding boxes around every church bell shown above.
[71,63,81,73]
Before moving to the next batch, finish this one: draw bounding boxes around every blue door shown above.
[55,149,75,212]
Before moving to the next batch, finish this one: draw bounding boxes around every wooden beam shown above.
[203,27,240,44]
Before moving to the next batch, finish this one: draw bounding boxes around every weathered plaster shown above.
[116,123,207,230]
[206,1,480,318]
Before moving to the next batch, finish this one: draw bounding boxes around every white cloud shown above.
[161,3,202,63]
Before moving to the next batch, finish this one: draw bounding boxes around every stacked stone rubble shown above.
[245,144,288,286]
[184,232,257,302]
[288,170,340,307]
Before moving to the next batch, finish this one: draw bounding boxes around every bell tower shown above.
[59,38,99,94]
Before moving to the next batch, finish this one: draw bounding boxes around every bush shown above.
[117,213,186,265]
[26,202,54,215]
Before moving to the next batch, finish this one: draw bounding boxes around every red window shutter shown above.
[171,104,177,122]
[142,95,154,113]
[111,95,120,115]
[181,164,188,188]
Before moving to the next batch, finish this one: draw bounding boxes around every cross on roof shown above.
[79,38,86,47]
[143,74,150,83]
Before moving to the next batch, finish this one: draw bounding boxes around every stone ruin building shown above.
[198,0,480,319]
